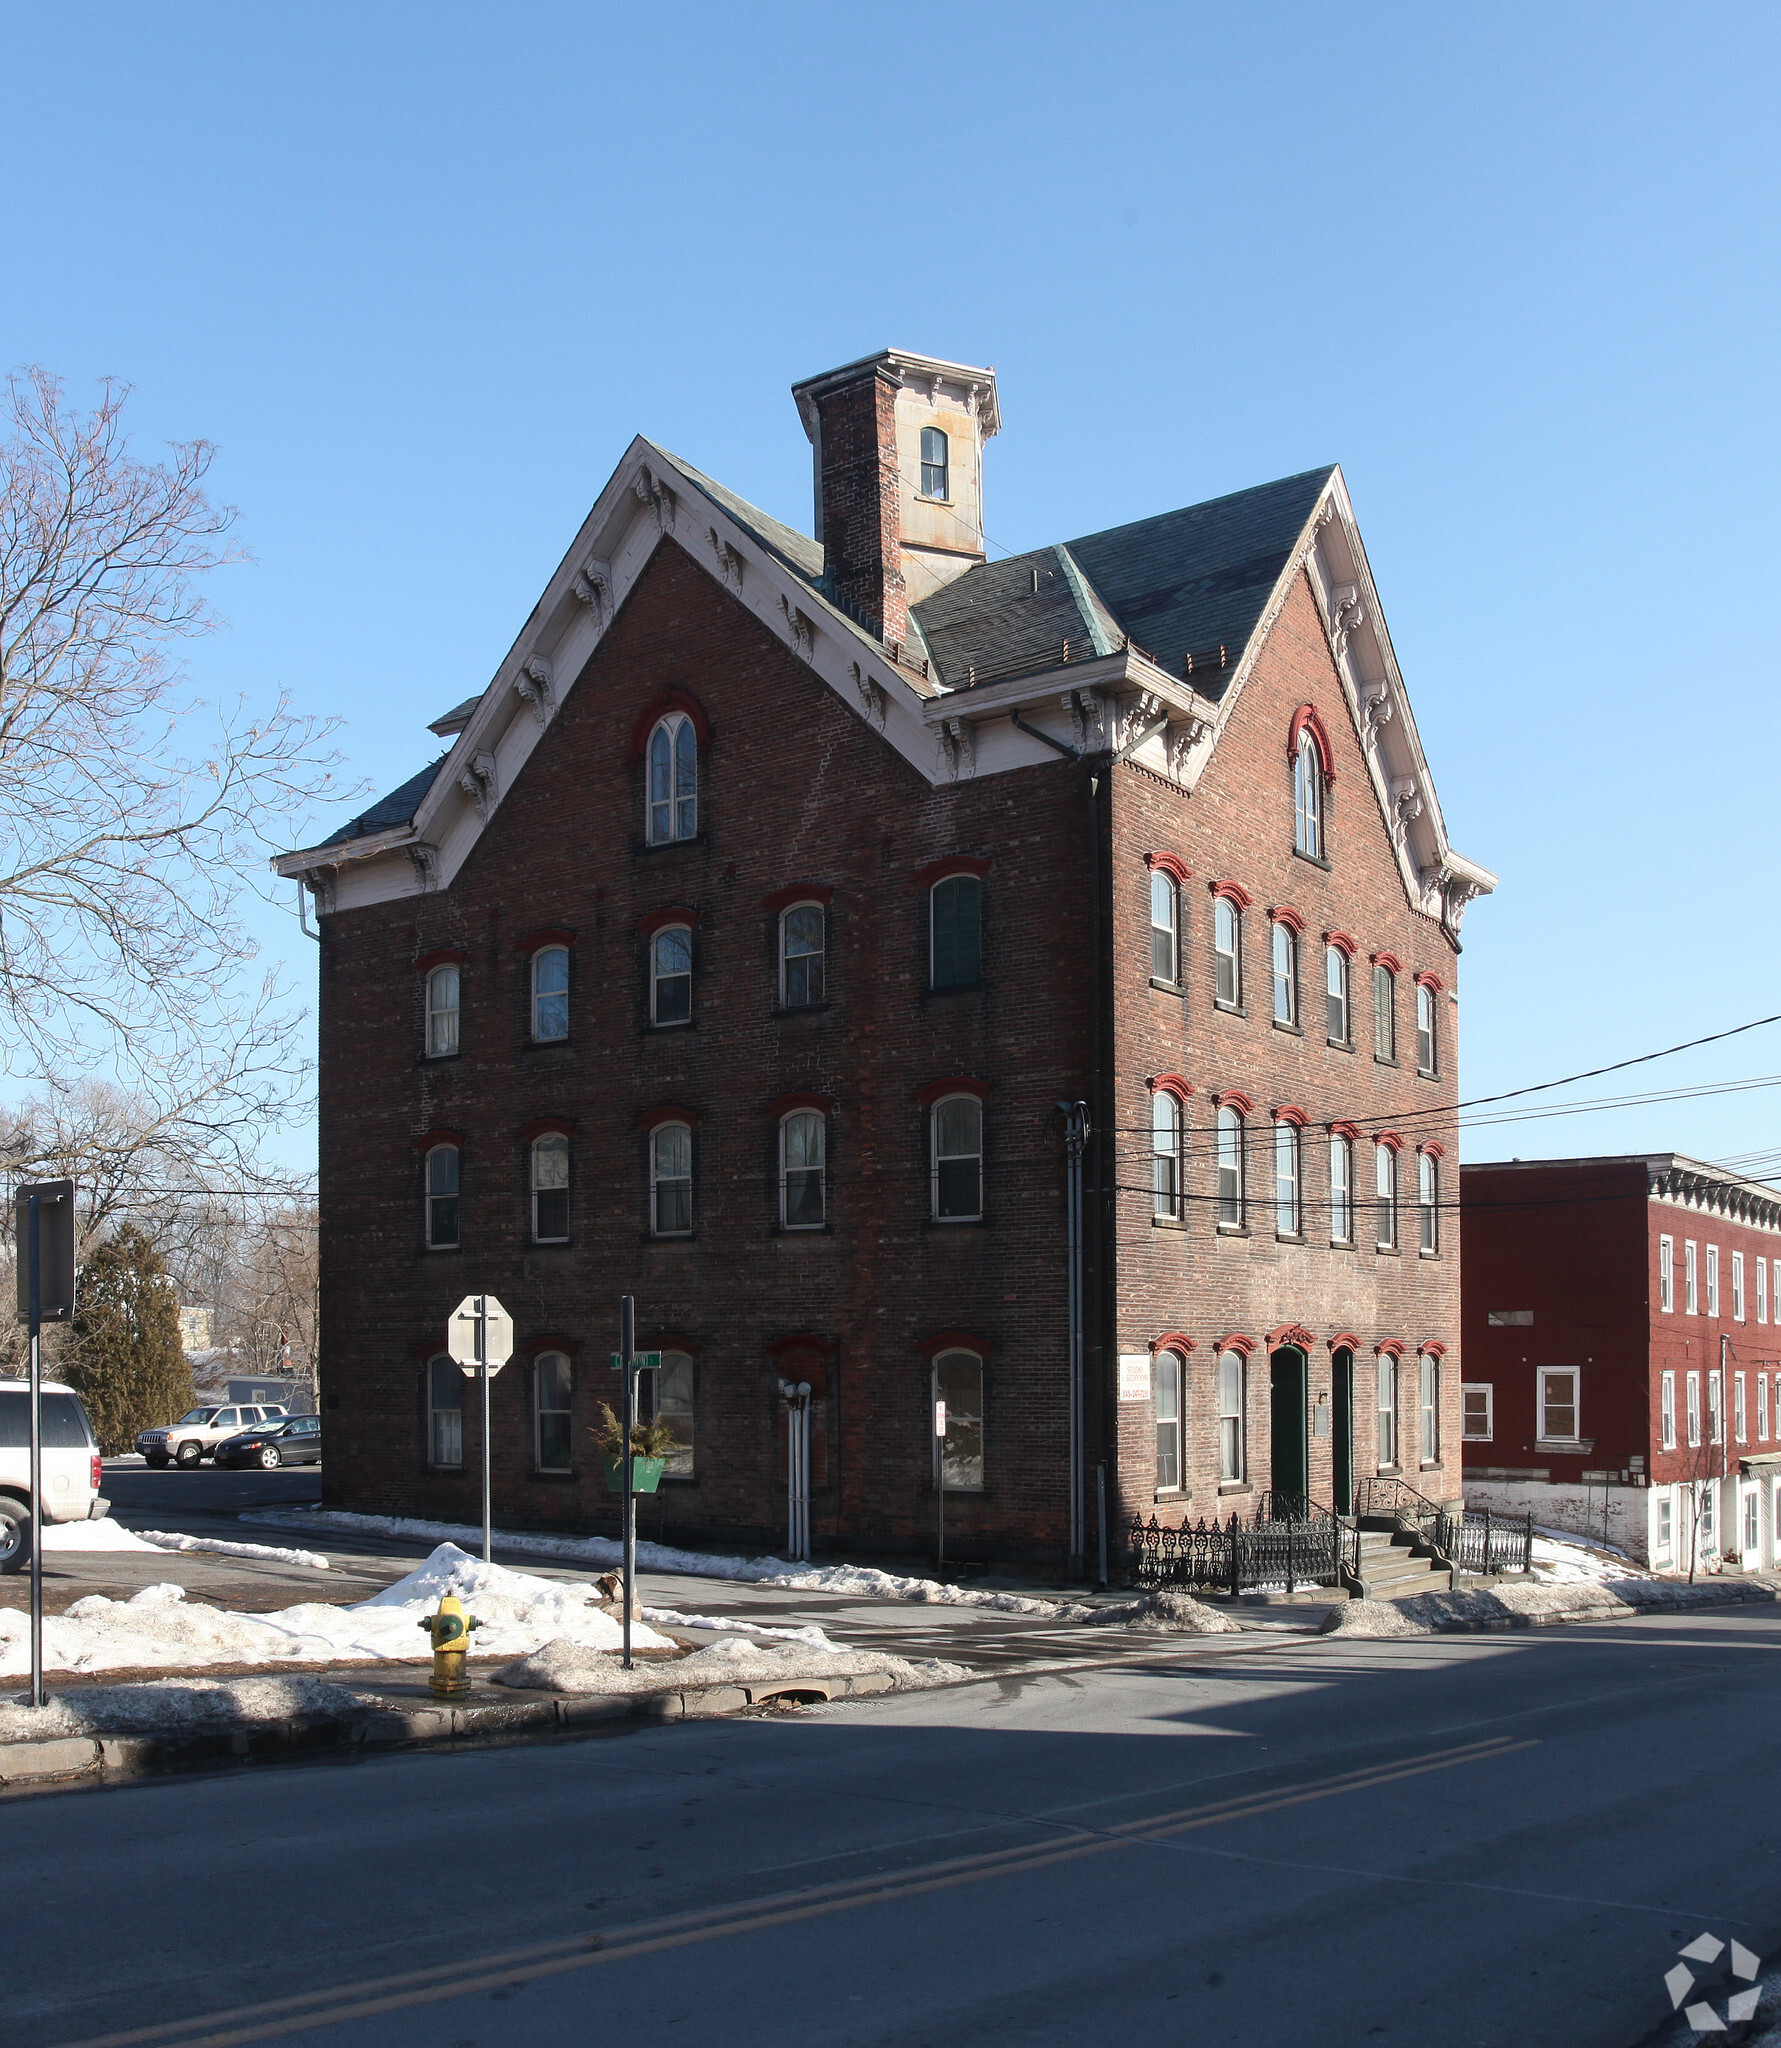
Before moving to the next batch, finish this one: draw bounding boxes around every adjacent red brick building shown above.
[278,348,1494,1568]
[1461,1154,1781,1572]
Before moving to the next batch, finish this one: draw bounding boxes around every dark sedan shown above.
[214,1414,322,1469]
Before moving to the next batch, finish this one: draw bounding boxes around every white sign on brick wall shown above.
[1118,1353,1153,1402]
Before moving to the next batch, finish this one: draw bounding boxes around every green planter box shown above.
[602,1454,666,1495]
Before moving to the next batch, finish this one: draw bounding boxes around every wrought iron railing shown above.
[1122,1496,1359,1596]
[1356,1476,1532,1577]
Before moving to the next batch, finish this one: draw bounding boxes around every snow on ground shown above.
[39,1521,163,1553]
[242,1507,1072,1613]
[642,1609,839,1648]
[0,1543,673,1679]
[1529,1528,1651,1584]
[135,1532,331,1569]
[0,1674,364,1742]
[497,1633,970,1697]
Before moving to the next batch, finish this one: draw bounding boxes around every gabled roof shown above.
[317,756,449,849]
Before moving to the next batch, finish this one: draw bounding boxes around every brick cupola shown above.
[792,348,1000,650]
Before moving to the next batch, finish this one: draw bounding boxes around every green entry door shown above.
[1269,1348,1309,1505]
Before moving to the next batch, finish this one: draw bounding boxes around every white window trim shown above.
[1733,1250,1747,1322]
[1325,945,1349,1043]
[1375,1143,1398,1251]
[1216,1106,1245,1228]
[1687,1369,1702,1447]
[1685,1240,1699,1315]
[1660,1369,1677,1450]
[1659,1235,1674,1313]
[1217,1350,1246,1484]
[1329,1133,1353,1245]
[1707,1244,1721,1318]
[425,964,461,1059]
[649,923,693,1027]
[1149,872,1179,985]
[1537,1367,1580,1446]
[1461,1382,1493,1441]
[1153,1349,1183,1495]
[1274,1118,1301,1237]
[1214,897,1241,1008]
[1271,920,1297,1027]
[647,711,697,845]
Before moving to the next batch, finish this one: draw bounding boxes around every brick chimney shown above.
[793,349,1000,649]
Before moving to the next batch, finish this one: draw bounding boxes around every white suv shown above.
[0,1378,107,1573]
[135,1405,289,1469]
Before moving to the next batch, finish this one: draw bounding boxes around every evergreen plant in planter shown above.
[594,1402,677,1494]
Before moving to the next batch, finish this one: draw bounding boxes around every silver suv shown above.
[137,1405,289,1469]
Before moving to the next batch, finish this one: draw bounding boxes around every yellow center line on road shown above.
[50,1734,1535,2048]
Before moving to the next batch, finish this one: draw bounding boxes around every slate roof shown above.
[316,756,450,849]
[650,442,826,584]
[913,464,1336,699]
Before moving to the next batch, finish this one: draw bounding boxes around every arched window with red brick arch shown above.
[1290,706,1334,859]
[1149,1074,1191,1221]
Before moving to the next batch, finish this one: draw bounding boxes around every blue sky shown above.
[5,2,1779,1174]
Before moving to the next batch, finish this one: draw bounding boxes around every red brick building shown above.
[277,348,1493,1568]
[1461,1154,1781,1572]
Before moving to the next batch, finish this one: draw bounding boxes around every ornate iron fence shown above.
[1122,1498,1358,1595]
[1356,1476,1532,1577]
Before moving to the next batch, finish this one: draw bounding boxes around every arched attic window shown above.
[648,712,698,844]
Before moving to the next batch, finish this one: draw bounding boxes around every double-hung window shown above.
[933,1351,984,1488]
[428,1358,463,1468]
[1329,1134,1353,1243]
[1326,946,1349,1042]
[647,713,697,843]
[920,425,950,500]
[1734,1251,1747,1322]
[1375,1143,1398,1250]
[1707,1245,1721,1318]
[1154,1352,1182,1493]
[780,904,826,1008]
[1214,896,1241,1007]
[781,1110,826,1229]
[1685,1241,1699,1314]
[1420,1355,1440,1466]
[532,947,569,1042]
[1709,1369,1724,1446]
[1687,1370,1702,1447]
[1761,1372,1771,1443]
[1462,1384,1493,1440]
[531,1134,569,1243]
[1760,1256,1769,1325]
[1293,733,1323,858]
[534,1353,572,1471]
[1217,1352,1245,1482]
[1659,1236,1674,1312]
[1274,1120,1301,1236]
[1216,1106,1245,1227]
[650,1124,693,1236]
[1735,1371,1748,1445]
[1661,1370,1676,1450]
[1418,1152,1439,1254]
[932,1096,983,1221]
[1373,965,1395,1061]
[425,1145,460,1250]
[930,876,982,989]
[426,965,461,1057]
[1377,1356,1398,1468]
[1150,871,1179,983]
[651,925,693,1025]
[1539,1368,1579,1445]
[655,1353,695,1474]
[1152,1091,1183,1221]
[1416,981,1437,1075]
[1271,921,1297,1025]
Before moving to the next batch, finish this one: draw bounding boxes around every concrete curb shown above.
[1324,1574,1781,1637]
[0,1667,905,1789]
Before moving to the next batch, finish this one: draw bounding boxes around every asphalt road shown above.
[10,1606,1781,2048]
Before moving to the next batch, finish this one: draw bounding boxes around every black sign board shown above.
[14,1180,76,1322]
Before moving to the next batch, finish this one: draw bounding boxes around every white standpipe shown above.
[780,1379,812,1562]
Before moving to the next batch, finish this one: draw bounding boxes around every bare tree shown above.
[0,367,345,1110]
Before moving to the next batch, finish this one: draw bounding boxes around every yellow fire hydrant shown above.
[417,1590,480,1698]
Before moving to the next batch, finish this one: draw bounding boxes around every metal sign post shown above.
[14,1179,75,1712]
[609,1297,660,1670]
[447,1294,513,1564]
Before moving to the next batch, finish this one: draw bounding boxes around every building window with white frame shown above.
[1708,1369,1724,1445]
[1375,1142,1398,1250]
[920,425,950,500]
[1699,1480,1717,1553]
[1462,1384,1493,1440]
[1539,1368,1579,1444]
[1293,732,1323,858]
[1377,1355,1398,1469]
[1272,920,1297,1026]
[1419,1152,1439,1254]
[1661,1370,1676,1450]
[1685,1240,1699,1314]
[780,1110,826,1229]
[428,1357,463,1468]
[1761,1371,1770,1443]
[1373,963,1395,1061]
[779,903,826,1008]
[1420,1355,1440,1466]
[1152,1091,1182,1220]
[1150,870,1179,983]
[930,875,982,989]
[1154,1351,1182,1493]
[1329,1133,1353,1244]
[650,1123,692,1236]
[1416,981,1438,1076]
[1659,1235,1674,1312]
[531,1133,569,1243]
[932,1095,983,1221]
[1736,1370,1748,1444]
[647,712,698,844]
[425,964,461,1058]
[1656,1490,1673,1563]
[1217,1351,1246,1483]
[425,1144,460,1250]
[933,1351,983,1488]
[1326,945,1349,1042]
[1734,1251,1746,1321]
[1687,1369,1701,1446]
[650,925,692,1025]
[1275,1119,1301,1235]
[1216,1105,1245,1227]
[1707,1245,1721,1317]
[1214,895,1241,1008]
[534,1352,572,1471]
[1759,1257,1769,1325]
[531,946,569,1042]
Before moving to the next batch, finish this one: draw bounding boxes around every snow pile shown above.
[1076,1589,1243,1634]
[39,1521,162,1553]
[498,1632,969,1697]
[0,1674,365,1742]
[135,1532,330,1569]
[1529,1529,1650,1585]
[1320,1598,1436,1638]
[642,1609,838,1648]
[0,1544,673,1678]
[1322,1574,1781,1637]
[242,1507,1072,1613]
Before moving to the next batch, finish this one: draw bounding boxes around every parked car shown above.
[136,1404,289,1469]
[213,1414,321,1469]
[0,1377,107,1572]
